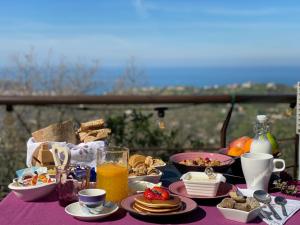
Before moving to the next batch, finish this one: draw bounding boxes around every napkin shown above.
[238,188,300,225]
[27,137,105,168]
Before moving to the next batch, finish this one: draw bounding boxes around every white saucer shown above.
[65,201,119,221]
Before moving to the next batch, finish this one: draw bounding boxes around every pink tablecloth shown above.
[1,188,300,225]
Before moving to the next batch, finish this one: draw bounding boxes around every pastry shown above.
[246,197,260,209]
[234,203,252,212]
[129,154,146,167]
[128,154,164,177]
[219,198,235,209]
[218,192,260,212]
[229,191,246,203]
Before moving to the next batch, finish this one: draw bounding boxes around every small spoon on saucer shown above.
[79,202,115,215]
[79,202,104,215]
[253,190,282,220]
[275,196,288,217]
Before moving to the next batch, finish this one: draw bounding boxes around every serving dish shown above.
[169,181,236,199]
[170,152,234,174]
[217,204,262,223]
[8,180,56,201]
[128,181,162,194]
[181,172,226,197]
[153,162,167,171]
[128,170,162,183]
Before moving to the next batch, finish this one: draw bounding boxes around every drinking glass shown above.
[96,146,129,203]
[56,165,91,206]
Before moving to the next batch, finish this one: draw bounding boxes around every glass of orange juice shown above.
[96,146,129,203]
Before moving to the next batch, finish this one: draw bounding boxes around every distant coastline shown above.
[98,66,300,88]
[1,66,299,94]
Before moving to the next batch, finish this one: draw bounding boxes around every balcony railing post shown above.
[220,103,235,148]
[296,134,300,179]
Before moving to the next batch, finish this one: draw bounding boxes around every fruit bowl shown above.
[170,152,234,174]
[8,180,56,201]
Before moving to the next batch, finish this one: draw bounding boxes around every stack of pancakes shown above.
[133,195,182,213]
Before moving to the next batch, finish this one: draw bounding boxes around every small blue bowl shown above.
[78,189,106,208]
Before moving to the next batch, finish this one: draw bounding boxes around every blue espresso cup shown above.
[78,189,106,208]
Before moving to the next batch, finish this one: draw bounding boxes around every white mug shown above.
[241,153,285,191]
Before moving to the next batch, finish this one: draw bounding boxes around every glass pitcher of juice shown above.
[96,146,129,203]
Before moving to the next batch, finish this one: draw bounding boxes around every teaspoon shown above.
[275,196,288,217]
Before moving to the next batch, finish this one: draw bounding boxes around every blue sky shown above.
[0,0,300,67]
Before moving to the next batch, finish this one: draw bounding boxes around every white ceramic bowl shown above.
[128,171,162,184]
[128,181,162,194]
[153,162,166,171]
[217,204,262,223]
[181,171,226,197]
[8,180,56,202]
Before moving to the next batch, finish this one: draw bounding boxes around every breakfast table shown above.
[1,165,300,225]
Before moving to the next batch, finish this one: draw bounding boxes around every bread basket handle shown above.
[51,144,70,170]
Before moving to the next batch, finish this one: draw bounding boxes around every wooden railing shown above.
[0,94,296,105]
[0,94,298,176]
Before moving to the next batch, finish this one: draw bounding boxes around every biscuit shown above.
[83,135,99,143]
[80,119,105,132]
[96,128,111,139]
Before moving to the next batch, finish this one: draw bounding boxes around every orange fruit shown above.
[228,136,253,156]
[227,147,244,157]
[229,136,250,149]
[243,138,253,153]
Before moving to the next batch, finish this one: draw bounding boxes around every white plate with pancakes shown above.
[121,193,197,217]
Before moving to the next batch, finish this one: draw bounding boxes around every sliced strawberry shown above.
[152,186,164,194]
[160,190,170,200]
[150,186,170,200]
[144,188,156,200]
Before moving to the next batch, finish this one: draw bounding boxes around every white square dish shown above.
[180,171,226,197]
[217,204,262,223]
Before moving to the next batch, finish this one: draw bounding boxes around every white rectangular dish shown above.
[180,171,226,197]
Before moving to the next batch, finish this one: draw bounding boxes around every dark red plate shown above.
[169,181,236,199]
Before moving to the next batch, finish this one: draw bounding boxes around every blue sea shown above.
[96,66,300,92]
[1,66,299,93]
